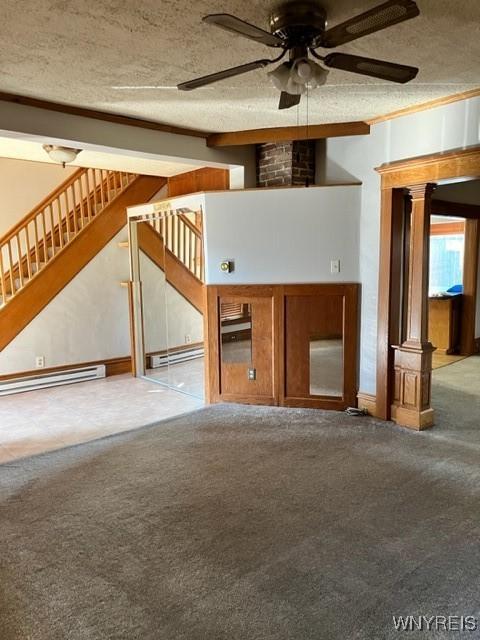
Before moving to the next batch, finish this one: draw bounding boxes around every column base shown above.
[391,342,435,430]
[391,405,435,431]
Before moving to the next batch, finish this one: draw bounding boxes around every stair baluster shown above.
[0,168,137,307]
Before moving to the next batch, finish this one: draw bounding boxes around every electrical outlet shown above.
[330,259,341,274]
[35,356,45,369]
[248,368,256,381]
[185,334,192,344]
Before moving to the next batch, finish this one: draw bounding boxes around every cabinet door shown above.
[205,286,277,405]
[281,284,358,410]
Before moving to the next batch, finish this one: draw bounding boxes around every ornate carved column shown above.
[391,183,436,430]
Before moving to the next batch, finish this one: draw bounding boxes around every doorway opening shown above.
[376,146,480,430]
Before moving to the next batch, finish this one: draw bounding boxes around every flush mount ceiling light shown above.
[43,145,82,168]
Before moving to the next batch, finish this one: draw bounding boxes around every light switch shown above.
[330,259,340,274]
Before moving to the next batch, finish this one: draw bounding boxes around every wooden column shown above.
[391,183,436,430]
[460,219,480,355]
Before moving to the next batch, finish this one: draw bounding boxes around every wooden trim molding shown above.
[0,91,207,139]
[167,167,229,196]
[460,219,480,356]
[431,199,480,219]
[0,356,132,382]
[376,146,480,189]
[357,392,377,416]
[207,122,370,147]
[375,145,480,429]
[430,221,465,235]
[367,88,480,125]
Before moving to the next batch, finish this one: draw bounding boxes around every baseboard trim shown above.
[357,392,377,416]
[0,356,132,382]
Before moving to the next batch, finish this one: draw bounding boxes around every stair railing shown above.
[148,212,204,281]
[0,168,137,304]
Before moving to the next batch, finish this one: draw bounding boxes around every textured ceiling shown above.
[0,0,479,132]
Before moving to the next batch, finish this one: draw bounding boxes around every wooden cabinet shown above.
[428,295,462,354]
[205,283,359,410]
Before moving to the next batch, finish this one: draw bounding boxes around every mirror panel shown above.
[165,211,205,399]
[139,221,169,386]
[220,301,253,364]
[309,337,343,397]
[285,293,345,399]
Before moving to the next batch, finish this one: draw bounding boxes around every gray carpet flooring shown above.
[1,370,480,639]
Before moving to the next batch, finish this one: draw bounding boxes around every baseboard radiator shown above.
[0,365,106,396]
[148,346,204,369]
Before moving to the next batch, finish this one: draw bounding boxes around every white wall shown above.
[0,100,257,187]
[203,186,361,285]
[324,96,480,394]
[140,252,203,353]
[0,158,76,236]
[0,229,131,374]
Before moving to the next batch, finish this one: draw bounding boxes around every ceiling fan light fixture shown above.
[43,145,82,167]
[267,61,292,91]
[286,76,306,95]
[311,61,330,87]
[269,57,329,96]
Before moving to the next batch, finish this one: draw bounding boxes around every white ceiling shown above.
[0,0,479,132]
[0,137,202,176]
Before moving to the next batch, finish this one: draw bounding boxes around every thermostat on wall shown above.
[220,260,235,274]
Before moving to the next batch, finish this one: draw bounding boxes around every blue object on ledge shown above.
[447,284,463,293]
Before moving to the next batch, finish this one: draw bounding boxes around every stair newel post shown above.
[391,182,436,430]
[128,218,146,377]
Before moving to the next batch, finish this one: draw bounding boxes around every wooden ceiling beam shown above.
[206,121,370,147]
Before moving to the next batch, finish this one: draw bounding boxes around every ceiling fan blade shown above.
[203,14,284,47]
[279,92,301,110]
[178,59,271,91]
[323,53,418,83]
[321,0,419,48]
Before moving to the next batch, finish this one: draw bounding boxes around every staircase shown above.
[135,213,204,313]
[0,168,137,306]
[0,168,167,351]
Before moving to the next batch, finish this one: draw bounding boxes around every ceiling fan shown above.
[178,0,420,110]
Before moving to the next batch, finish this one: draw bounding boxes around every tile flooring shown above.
[145,357,205,399]
[0,374,203,464]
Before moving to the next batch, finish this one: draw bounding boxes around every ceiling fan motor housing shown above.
[269,1,326,47]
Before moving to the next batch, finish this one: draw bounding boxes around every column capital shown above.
[406,183,437,200]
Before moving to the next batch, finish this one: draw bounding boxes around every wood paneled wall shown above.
[167,167,229,197]
[205,283,359,410]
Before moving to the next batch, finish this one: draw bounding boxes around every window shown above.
[429,233,464,295]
